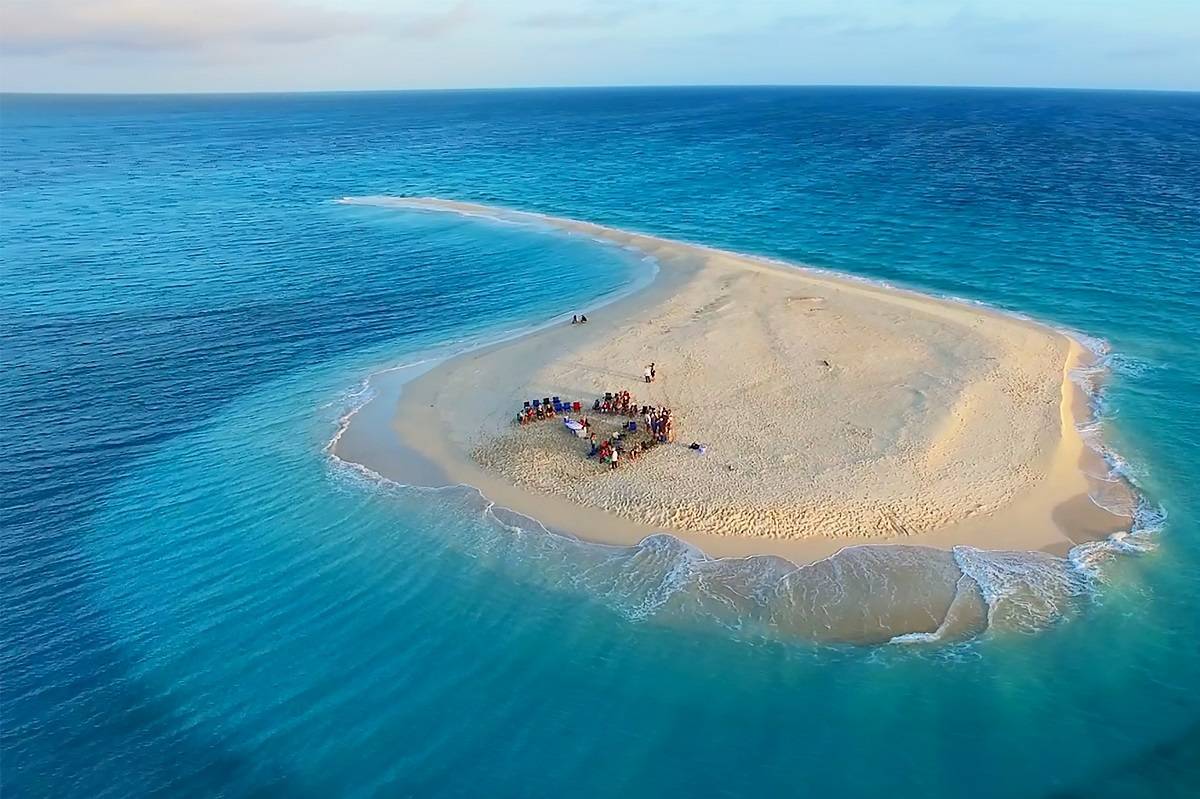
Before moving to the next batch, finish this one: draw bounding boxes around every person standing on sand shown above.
[644,364,653,383]
[650,362,656,382]
[610,448,618,470]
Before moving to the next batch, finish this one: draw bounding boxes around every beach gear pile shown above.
[515,389,677,471]
[516,396,581,425]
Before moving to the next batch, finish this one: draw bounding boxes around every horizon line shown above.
[3,82,1198,98]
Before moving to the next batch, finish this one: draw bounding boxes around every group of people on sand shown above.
[518,405,550,424]
[514,362,674,472]
[570,314,589,324]
[593,390,636,415]
[645,406,674,443]
[591,391,675,445]
[588,430,660,470]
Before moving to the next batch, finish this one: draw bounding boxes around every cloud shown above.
[519,1,663,30]
[942,8,1046,53]
[522,12,620,29]
[402,1,474,38]
[1106,33,1199,61]
[0,0,473,55]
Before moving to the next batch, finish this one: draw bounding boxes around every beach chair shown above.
[628,421,637,432]
[523,401,531,410]
[532,399,540,409]
[552,396,561,404]
[572,401,581,412]
[543,397,551,408]
[552,401,562,412]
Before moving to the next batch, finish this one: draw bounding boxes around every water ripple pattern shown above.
[2,88,1198,798]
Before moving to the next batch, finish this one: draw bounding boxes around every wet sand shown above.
[335,197,1132,568]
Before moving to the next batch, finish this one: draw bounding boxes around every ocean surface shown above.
[2,87,1198,797]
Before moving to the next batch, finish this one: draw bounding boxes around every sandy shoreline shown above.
[335,197,1132,567]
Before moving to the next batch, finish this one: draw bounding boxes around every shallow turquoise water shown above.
[2,88,1198,797]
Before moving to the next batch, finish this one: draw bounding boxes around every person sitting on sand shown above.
[580,315,588,323]
[588,434,598,457]
[571,315,579,324]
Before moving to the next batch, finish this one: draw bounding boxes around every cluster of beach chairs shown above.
[516,396,582,424]
[514,388,676,471]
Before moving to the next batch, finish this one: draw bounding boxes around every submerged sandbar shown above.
[336,197,1131,567]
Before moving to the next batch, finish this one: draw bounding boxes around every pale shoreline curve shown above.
[333,196,1133,568]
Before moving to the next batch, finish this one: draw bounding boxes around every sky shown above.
[1,0,1197,93]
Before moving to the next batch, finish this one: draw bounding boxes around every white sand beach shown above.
[336,197,1131,565]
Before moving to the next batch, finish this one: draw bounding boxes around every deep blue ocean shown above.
[2,88,1198,798]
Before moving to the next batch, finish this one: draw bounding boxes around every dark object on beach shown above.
[819,359,830,368]
[571,315,579,324]
[580,315,588,323]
